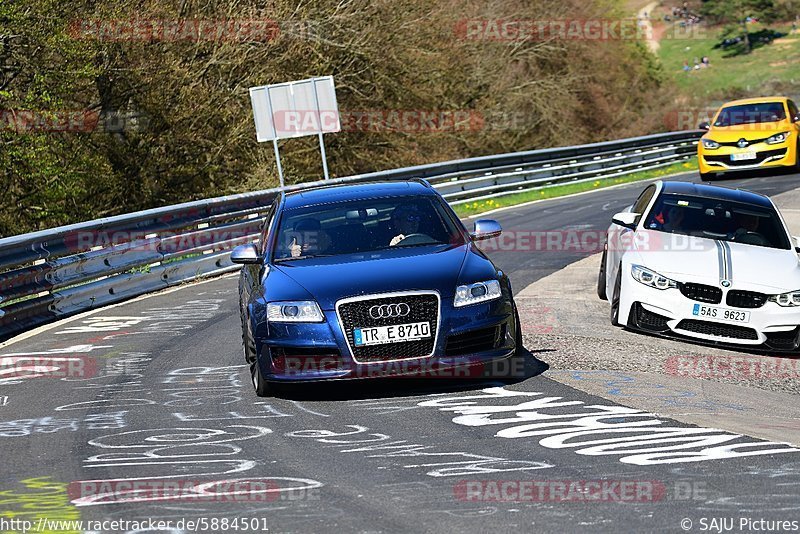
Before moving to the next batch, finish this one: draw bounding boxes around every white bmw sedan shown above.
[599,180,800,351]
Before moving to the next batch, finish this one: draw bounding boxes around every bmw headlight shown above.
[631,265,677,290]
[769,291,800,307]
[701,139,720,150]
[454,280,502,307]
[267,301,324,322]
[766,132,790,145]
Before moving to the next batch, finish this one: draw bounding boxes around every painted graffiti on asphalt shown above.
[286,424,553,477]
[55,299,226,336]
[417,387,800,465]
[0,412,127,437]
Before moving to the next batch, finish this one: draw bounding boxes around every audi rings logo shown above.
[369,303,411,319]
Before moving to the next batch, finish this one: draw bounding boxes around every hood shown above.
[271,244,497,310]
[630,230,800,293]
[707,119,792,142]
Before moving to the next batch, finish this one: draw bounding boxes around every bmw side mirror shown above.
[230,243,262,264]
[698,121,710,130]
[612,212,639,230]
[471,219,502,241]
[794,236,800,253]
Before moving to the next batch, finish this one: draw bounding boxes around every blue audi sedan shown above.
[231,180,523,396]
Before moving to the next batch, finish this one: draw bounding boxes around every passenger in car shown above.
[663,206,686,233]
[289,218,332,257]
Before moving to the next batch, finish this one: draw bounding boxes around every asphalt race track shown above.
[2,169,800,534]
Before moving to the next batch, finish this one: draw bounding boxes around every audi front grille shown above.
[336,292,440,363]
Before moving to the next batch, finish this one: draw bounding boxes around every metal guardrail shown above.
[0,130,701,341]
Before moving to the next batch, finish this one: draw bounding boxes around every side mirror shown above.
[230,243,262,264]
[698,121,710,130]
[471,219,502,241]
[612,212,639,230]
[794,236,800,253]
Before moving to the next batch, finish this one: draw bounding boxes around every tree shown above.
[1,0,673,237]
[701,0,778,53]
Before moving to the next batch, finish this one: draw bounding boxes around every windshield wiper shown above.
[274,254,335,262]
[702,231,727,238]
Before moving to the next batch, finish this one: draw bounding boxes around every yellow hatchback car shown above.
[697,96,800,181]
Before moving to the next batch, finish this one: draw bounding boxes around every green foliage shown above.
[1,0,676,237]
[658,20,800,99]
[700,0,779,25]
[700,0,784,54]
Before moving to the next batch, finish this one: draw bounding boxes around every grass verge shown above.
[453,158,697,218]
[657,22,800,98]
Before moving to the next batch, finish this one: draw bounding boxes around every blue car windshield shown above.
[273,196,465,261]
[643,193,790,250]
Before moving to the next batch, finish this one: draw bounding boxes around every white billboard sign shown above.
[249,76,340,142]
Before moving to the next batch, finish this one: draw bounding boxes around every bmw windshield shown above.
[642,193,791,250]
[273,195,465,261]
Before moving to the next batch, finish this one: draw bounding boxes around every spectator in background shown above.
[683,59,691,72]
[702,56,710,67]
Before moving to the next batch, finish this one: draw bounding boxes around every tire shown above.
[700,171,714,182]
[610,267,622,327]
[514,305,524,355]
[250,359,272,397]
[241,311,256,365]
[238,278,256,365]
[497,305,525,381]
[597,249,608,301]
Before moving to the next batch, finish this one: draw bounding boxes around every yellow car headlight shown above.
[766,132,791,145]
[701,139,720,150]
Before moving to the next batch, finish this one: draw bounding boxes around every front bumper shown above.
[251,294,519,382]
[698,139,797,174]
[619,276,800,352]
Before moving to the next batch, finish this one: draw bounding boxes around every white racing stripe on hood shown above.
[714,240,733,285]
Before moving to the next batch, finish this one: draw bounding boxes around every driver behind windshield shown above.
[386,205,422,246]
[731,212,768,246]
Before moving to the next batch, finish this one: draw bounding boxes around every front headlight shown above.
[769,291,800,307]
[631,265,677,290]
[454,280,502,307]
[702,139,720,150]
[267,301,324,322]
[766,132,791,145]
